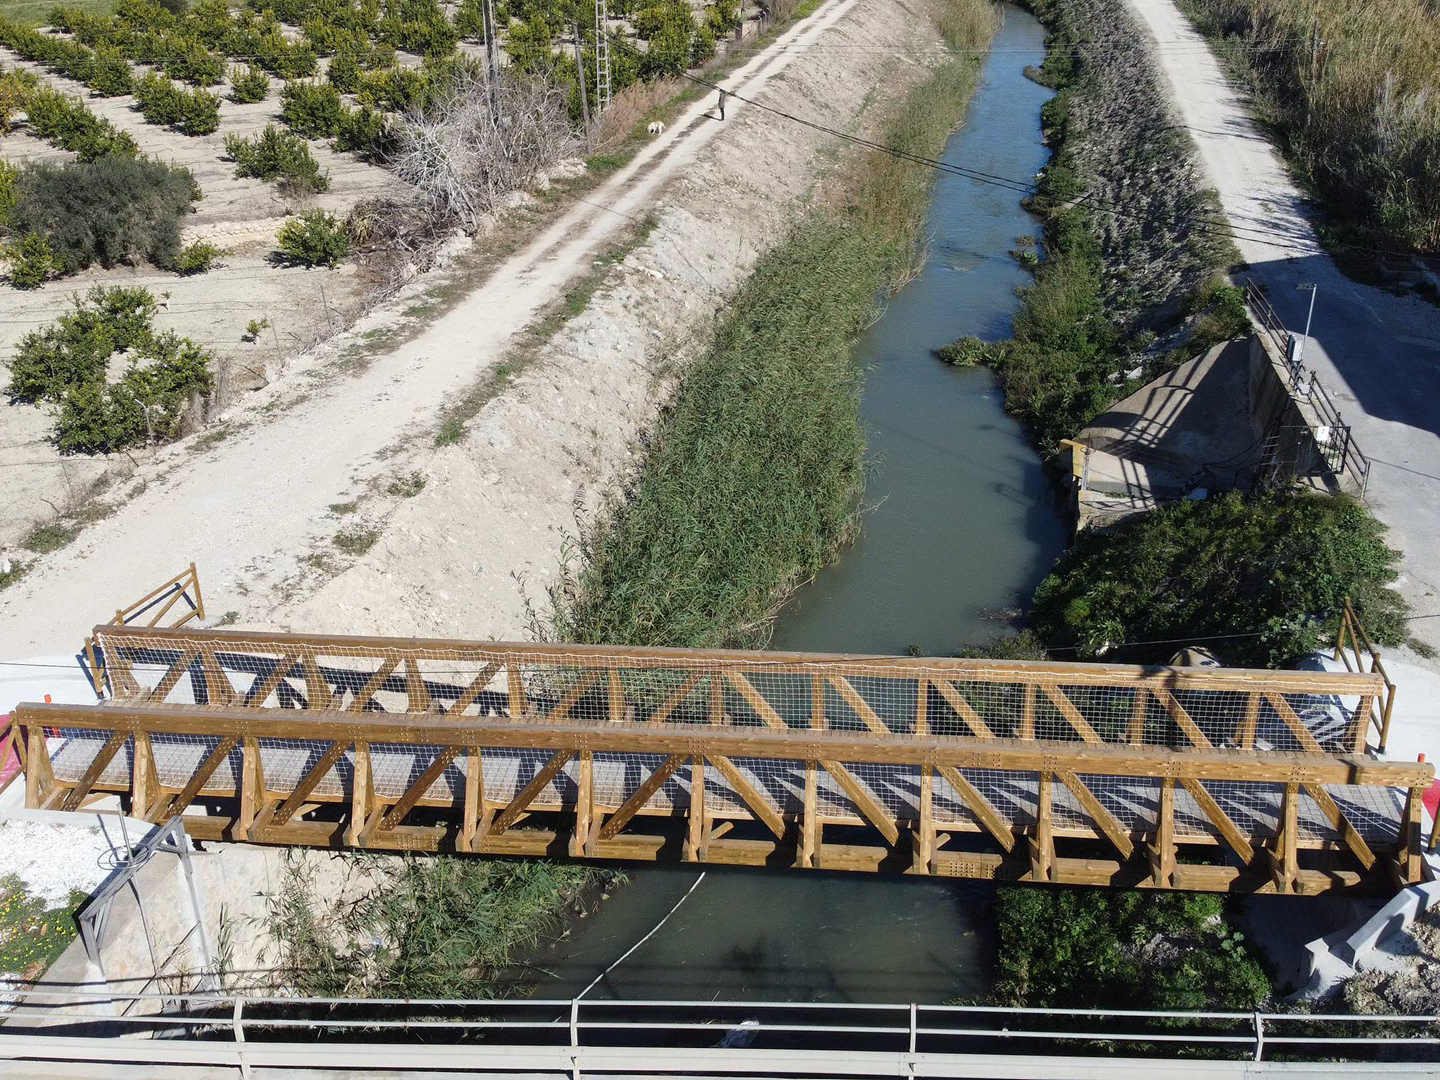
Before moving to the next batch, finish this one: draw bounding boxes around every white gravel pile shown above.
[0,816,119,907]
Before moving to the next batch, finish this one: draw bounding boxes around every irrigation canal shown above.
[525,5,1067,1004]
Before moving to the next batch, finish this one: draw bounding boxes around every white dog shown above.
[647,120,666,136]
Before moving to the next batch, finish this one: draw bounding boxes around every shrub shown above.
[333,103,393,160]
[280,78,343,137]
[7,286,157,402]
[993,887,1270,1010]
[1030,490,1407,667]
[174,239,222,273]
[9,157,197,272]
[133,71,220,134]
[5,232,63,289]
[704,0,740,34]
[225,124,330,193]
[23,88,139,160]
[0,159,16,226]
[634,1,698,76]
[228,64,271,103]
[86,48,135,96]
[376,0,458,57]
[256,30,318,79]
[326,49,360,93]
[0,66,38,129]
[276,209,349,266]
[163,36,225,86]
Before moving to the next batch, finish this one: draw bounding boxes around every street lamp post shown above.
[1295,282,1318,378]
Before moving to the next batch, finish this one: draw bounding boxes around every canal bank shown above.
[529,3,1064,1003]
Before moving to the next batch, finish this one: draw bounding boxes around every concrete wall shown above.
[1247,333,1350,494]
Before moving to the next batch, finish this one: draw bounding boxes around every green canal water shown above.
[526,5,1068,1004]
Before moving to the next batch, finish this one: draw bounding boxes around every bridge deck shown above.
[12,626,1430,893]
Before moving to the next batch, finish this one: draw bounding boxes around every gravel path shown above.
[1125,0,1440,657]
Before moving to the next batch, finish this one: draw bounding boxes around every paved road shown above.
[1127,0,1440,656]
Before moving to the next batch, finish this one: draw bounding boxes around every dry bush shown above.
[591,76,684,153]
[390,68,576,229]
[349,194,458,292]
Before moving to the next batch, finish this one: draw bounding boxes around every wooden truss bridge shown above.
[8,607,1431,895]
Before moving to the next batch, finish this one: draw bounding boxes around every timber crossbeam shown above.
[13,697,1430,895]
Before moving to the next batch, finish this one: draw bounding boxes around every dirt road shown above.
[0,0,952,656]
[1125,0,1440,654]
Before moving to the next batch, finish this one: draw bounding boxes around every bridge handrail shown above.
[89,623,1388,756]
[2,987,1436,1068]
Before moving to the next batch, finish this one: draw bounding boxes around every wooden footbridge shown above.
[6,573,1431,896]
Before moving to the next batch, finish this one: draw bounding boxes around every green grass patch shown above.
[0,0,113,26]
[386,471,426,498]
[0,559,27,590]
[333,526,379,556]
[0,875,84,978]
[552,2,1000,649]
[21,520,79,554]
[993,887,1270,1011]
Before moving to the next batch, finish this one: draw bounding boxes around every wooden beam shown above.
[799,759,818,869]
[684,756,706,862]
[708,755,784,838]
[507,661,528,718]
[572,751,594,856]
[1401,785,1425,884]
[378,747,461,831]
[546,672,601,723]
[160,735,239,820]
[821,760,899,845]
[1056,770,1133,858]
[932,680,994,738]
[1127,688,1148,745]
[648,673,702,725]
[492,751,571,833]
[460,747,486,853]
[345,741,371,847]
[149,645,199,703]
[447,661,502,716]
[1020,684,1036,740]
[1032,772,1054,882]
[1180,777,1254,863]
[1237,692,1261,750]
[1275,782,1299,893]
[301,657,332,710]
[607,670,626,724]
[1042,686,1102,744]
[599,755,686,840]
[1264,692,1324,754]
[243,654,301,708]
[131,731,158,820]
[348,659,399,712]
[725,672,785,730]
[1153,689,1212,750]
[915,764,935,874]
[273,741,349,826]
[60,731,127,812]
[936,765,1015,852]
[198,647,236,706]
[1302,783,1375,871]
[403,659,432,713]
[828,676,888,735]
[237,737,266,839]
[1152,777,1175,888]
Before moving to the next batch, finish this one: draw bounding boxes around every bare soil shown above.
[0,0,954,654]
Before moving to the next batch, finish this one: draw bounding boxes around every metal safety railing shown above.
[1,990,1437,1071]
[1243,278,1370,495]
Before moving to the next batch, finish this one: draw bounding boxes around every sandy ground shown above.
[1126,0,1440,658]
[0,0,955,655]
[0,49,406,552]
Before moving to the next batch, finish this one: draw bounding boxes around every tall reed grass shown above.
[553,0,1001,649]
[1183,0,1440,254]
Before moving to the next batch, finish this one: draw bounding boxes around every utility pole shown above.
[572,19,591,139]
[594,0,611,113]
[481,0,501,122]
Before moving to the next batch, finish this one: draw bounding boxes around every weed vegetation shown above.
[265,852,615,998]
[1181,0,1440,256]
[993,888,1270,1010]
[960,0,1241,454]
[1031,489,1406,667]
[552,0,1001,649]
